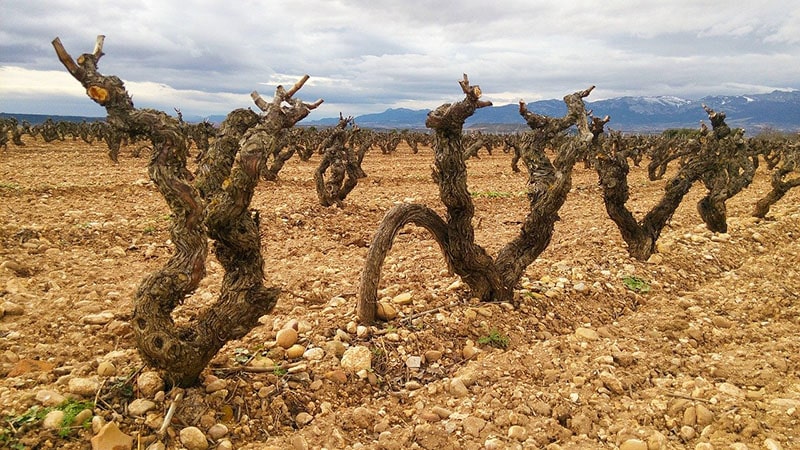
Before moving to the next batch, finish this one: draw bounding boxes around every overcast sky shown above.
[1,0,798,120]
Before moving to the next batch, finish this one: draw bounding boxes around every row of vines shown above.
[2,35,795,388]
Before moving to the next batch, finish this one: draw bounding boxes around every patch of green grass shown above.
[471,190,512,198]
[477,329,510,349]
[0,182,21,190]
[272,366,288,377]
[622,275,651,293]
[1,399,94,444]
[56,400,94,437]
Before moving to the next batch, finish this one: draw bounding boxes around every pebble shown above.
[179,426,209,450]
[286,344,306,359]
[295,412,314,426]
[694,443,714,450]
[449,377,469,398]
[324,370,348,383]
[42,410,65,430]
[717,382,743,398]
[680,425,696,441]
[91,422,133,450]
[82,311,115,325]
[711,316,734,328]
[508,425,528,441]
[462,415,486,437]
[405,380,422,390]
[377,302,398,320]
[138,371,164,398]
[599,371,624,395]
[432,406,453,419]
[763,438,783,450]
[97,361,117,377]
[392,292,413,305]
[303,347,325,360]
[68,376,100,396]
[619,439,648,450]
[352,406,375,430]
[340,345,372,372]
[291,434,309,450]
[406,355,422,369]
[276,328,299,348]
[1,301,24,315]
[575,327,600,341]
[695,403,713,426]
[424,350,443,362]
[36,389,66,407]
[205,378,227,393]
[462,344,480,360]
[207,423,229,440]
[325,340,346,358]
[128,399,157,416]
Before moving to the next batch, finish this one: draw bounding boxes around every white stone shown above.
[42,410,65,430]
[340,346,372,372]
[303,347,325,360]
[36,389,66,407]
[68,377,100,396]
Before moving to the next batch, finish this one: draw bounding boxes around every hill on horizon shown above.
[4,89,798,135]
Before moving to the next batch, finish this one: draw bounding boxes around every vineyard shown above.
[1,125,798,449]
[0,35,799,450]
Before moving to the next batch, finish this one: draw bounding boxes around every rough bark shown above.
[53,35,322,386]
[595,130,710,261]
[696,105,756,233]
[314,115,363,207]
[357,75,593,323]
[494,88,594,287]
[753,143,800,218]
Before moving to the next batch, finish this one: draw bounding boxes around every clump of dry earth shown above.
[0,138,798,449]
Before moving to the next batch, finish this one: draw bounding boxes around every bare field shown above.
[1,138,799,449]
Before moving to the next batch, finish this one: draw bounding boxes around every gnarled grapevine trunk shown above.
[357,75,593,323]
[696,105,756,233]
[53,35,322,386]
[594,125,714,261]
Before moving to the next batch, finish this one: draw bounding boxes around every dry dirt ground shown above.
[0,137,798,450]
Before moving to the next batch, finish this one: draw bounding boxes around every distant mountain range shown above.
[303,90,800,134]
[4,90,798,135]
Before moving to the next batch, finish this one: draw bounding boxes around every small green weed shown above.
[0,182,21,190]
[471,191,512,198]
[1,399,94,445]
[477,329,510,349]
[272,366,288,377]
[622,276,651,293]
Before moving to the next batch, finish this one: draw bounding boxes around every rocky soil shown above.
[0,138,798,450]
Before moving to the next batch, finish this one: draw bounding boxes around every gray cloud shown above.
[1,0,797,119]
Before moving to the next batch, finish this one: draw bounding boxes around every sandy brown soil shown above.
[1,138,798,450]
